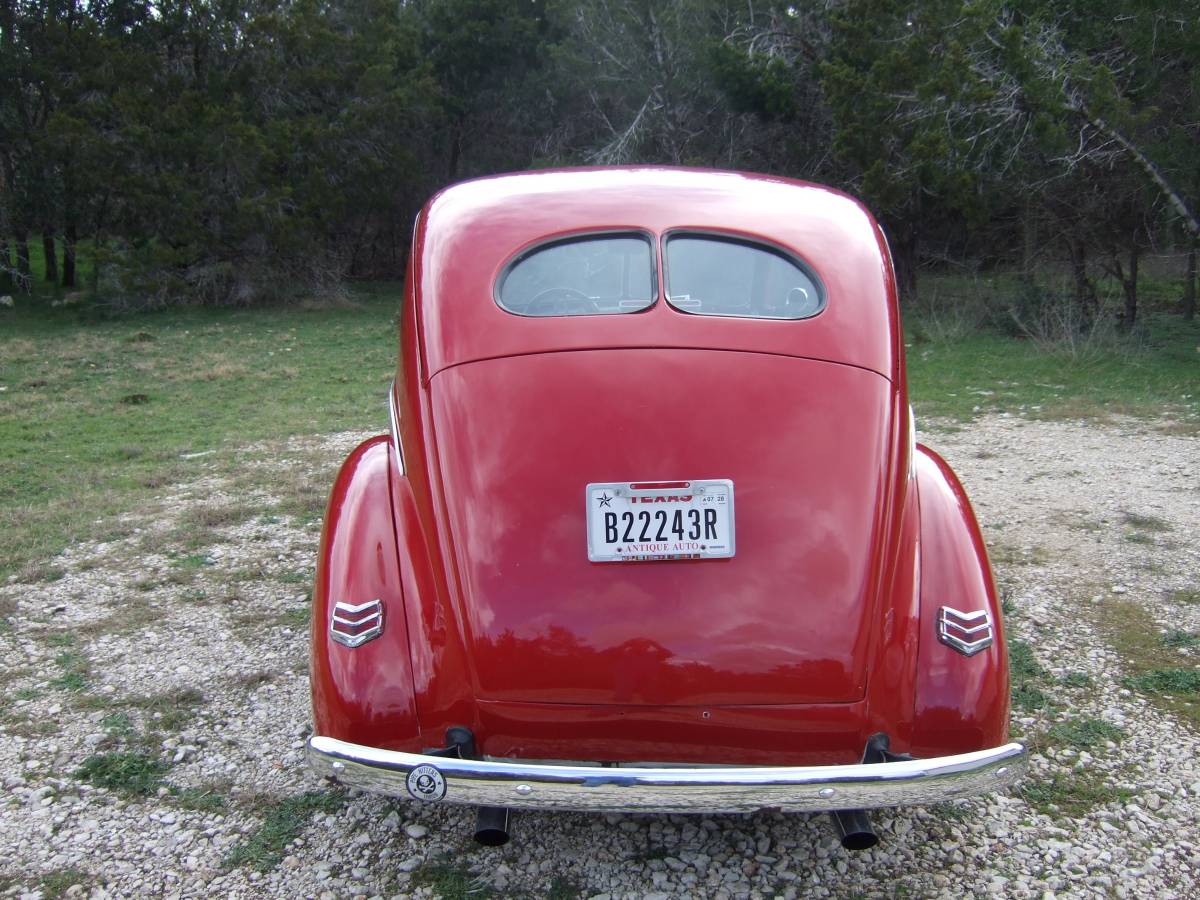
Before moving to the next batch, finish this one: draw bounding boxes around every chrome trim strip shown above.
[307,736,1026,813]
[330,611,382,627]
[330,599,384,649]
[387,378,405,476]
[334,599,384,615]
[938,607,994,657]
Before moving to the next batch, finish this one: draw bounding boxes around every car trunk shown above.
[428,348,893,706]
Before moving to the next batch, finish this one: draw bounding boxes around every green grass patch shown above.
[1121,512,1173,533]
[36,867,94,899]
[1008,638,1052,712]
[173,785,226,812]
[1046,717,1124,749]
[223,790,345,872]
[0,285,399,581]
[101,712,136,737]
[1170,588,1200,606]
[171,553,212,570]
[125,687,206,731]
[546,876,584,900]
[51,650,90,692]
[1163,629,1200,649]
[1059,671,1094,689]
[279,606,310,629]
[1020,772,1136,818]
[905,300,1200,424]
[411,855,495,899]
[1092,599,1200,730]
[75,751,172,796]
[183,503,258,530]
[1123,669,1200,694]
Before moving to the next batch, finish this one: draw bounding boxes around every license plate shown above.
[586,480,735,562]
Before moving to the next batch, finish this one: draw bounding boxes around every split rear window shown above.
[665,234,823,319]
[495,231,824,319]
[497,234,656,316]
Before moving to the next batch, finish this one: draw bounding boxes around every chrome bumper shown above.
[306,736,1027,813]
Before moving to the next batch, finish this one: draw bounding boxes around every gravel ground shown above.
[1,415,1198,899]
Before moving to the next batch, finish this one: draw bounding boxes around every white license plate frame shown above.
[585,480,735,562]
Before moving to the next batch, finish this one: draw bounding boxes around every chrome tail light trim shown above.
[330,599,384,648]
[937,606,994,657]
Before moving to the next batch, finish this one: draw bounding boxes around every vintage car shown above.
[305,167,1026,850]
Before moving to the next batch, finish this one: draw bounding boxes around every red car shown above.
[306,168,1025,850]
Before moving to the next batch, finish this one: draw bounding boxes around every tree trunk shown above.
[0,237,11,291]
[13,231,31,291]
[63,222,77,288]
[89,236,102,293]
[1021,197,1037,279]
[1121,244,1139,329]
[1068,238,1096,327]
[889,227,919,302]
[43,234,58,283]
[1184,239,1196,321]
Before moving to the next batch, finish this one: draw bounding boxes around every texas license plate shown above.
[585,480,735,562]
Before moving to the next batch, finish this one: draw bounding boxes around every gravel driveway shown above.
[2,415,1198,899]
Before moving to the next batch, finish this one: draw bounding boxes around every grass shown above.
[1121,512,1173,533]
[0,285,399,581]
[1164,629,1200,649]
[223,790,346,872]
[1008,638,1052,712]
[74,751,172,796]
[1059,671,1094,689]
[36,867,94,899]
[1092,599,1200,730]
[1170,588,1200,606]
[904,288,1200,424]
[1123,669,1200,694]
[1020,772,1136,818]
[51,650,90,692]
[411,856,496,899]
[1046,717,1125,750]
[174,785,227,812]
[127,686,206,730]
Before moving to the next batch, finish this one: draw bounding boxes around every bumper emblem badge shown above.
[407,764,447,802]
[330,599,383,648]
[937,606,994,656]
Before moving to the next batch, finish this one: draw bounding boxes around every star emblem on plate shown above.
[597,493,613,507]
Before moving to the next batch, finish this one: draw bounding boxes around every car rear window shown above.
[497,233,656,316]
[664,234,824,319]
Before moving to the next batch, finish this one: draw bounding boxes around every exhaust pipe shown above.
[830,809,878,851]
[474,806,512,846]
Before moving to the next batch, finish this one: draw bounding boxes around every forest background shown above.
[1,0,1198,332]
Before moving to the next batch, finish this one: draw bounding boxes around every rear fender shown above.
[311,436,419,748]
[911,446,1011,757]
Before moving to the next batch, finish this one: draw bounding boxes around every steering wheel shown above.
[525,287,598,315]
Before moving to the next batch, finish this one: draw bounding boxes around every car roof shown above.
[411,167,899,381]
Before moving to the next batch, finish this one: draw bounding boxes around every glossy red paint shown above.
[311,437,418,746]
[310,167,1009,766]
[910,446,1012,756]
[415,168,900,380]
[429,350,890,706]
